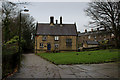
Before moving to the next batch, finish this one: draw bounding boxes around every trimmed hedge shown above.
[2,43,20,79]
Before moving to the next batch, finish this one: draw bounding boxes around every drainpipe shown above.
[36,36,37,54]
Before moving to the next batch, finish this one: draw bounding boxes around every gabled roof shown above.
[86,41,99,45]
[36,23,77,36]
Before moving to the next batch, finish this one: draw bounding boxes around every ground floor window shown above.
[55,44,59,49]
[66,39,72,47]
[40,43,43,48]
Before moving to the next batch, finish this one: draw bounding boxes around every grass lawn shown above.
[37,49,120,65]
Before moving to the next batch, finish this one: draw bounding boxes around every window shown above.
[55,36,59,41]
[94,36,96,39]
[88,36,91,39]
[55,44,59,49]
[40,43,43,48]
[104,35,106,38]
[104,38,106,40]
[42,36,47,41]
[66,39,72,47]
[111,34,114,37]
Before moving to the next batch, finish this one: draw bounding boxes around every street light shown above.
[18,7,29,71]
[19,7,29,54]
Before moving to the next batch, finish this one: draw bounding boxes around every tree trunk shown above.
[114,35,119,48]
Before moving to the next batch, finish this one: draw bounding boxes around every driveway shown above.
[9,53,119,78]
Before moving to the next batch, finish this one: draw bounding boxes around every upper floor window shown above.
[66,39,72,47]
[55,36,59,41]
[42,36,47,41]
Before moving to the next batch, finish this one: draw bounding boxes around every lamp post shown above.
[18,7,29,71]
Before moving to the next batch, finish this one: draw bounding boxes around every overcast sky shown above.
[24,2,91,32]
[7,0,93,32]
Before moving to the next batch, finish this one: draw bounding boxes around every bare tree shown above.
[85,1,120,48]
[2,1,17,43]
[2,1,35,51]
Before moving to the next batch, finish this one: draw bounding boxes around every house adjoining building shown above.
[35,16,77,53]
[78,28,115,48]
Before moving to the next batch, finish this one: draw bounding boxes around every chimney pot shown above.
[50,16,54,25]
[56,20,58,24]
[60,16,62,25]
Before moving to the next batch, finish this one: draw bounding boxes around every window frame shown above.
[54,44,59,49]
[66,38,72,47]
[54,36,59,41]
[40,43,44,48]
[42,36,47,41]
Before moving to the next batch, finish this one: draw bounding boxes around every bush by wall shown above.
[2,39,20,79]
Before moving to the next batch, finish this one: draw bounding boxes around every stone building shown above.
[78,28,115,48]
[35,16,77,53]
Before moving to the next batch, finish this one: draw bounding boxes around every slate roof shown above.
[78,29,111,37]
[36,23,77,36]
[86,41,99,45]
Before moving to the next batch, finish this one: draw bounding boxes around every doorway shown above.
[47,43,51,50]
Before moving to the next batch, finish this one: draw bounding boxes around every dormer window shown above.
[42,36,47,41]
[55,36,59,41]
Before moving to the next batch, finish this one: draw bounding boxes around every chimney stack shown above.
[60,16,62,26]
[56,20,58,24]
[85,29,87,33]
[50,16,54,25]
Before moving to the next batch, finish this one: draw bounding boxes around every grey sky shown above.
[25,2,91,32]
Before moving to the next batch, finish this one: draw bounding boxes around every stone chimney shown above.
[85,29,87,33]
[50,16,54,25]
[60,16,62,26]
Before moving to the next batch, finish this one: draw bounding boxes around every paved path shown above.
[10,53,119,78]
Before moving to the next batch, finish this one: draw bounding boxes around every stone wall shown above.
[35,35,77,53]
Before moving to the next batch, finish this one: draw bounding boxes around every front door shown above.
[47,43,51,50]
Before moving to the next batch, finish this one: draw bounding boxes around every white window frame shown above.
[94,36,96,39]
[54,36,59,41]
[55,44,59,49]
[42,36,47,41]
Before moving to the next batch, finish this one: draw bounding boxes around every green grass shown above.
[37,49,120,65]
